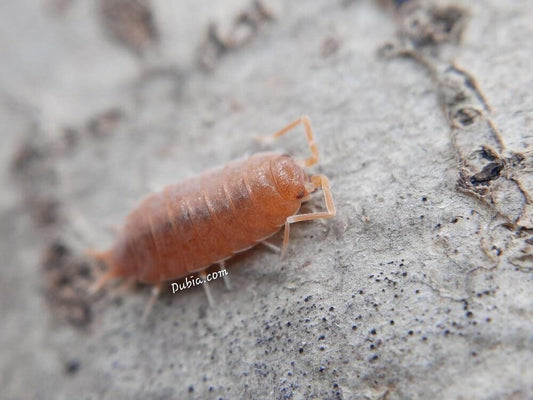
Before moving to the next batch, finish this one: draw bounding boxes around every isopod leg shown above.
[199,271,214,306]
[219,261,232,290]
[141,283,162,323]
[260,240,281,253]
[281,174,336,258]
[86,249,120,294]
[88,268,119,295]
[258,115,319,167]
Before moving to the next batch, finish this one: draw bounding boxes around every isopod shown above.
[89,116,335,312]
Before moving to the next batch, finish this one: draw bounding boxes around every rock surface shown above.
[1,0,532,399]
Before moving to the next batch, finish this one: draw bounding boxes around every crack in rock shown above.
[378,0,532,273]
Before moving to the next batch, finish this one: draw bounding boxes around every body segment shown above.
[97,152,308,284]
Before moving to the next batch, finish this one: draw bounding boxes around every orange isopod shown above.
[89,116,335,308]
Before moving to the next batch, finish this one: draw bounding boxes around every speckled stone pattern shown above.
[1,0,531,399]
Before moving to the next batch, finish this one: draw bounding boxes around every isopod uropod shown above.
[89,116,336,310]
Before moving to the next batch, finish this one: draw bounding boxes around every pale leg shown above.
[281,174,336,258]
[88,268,118,295]
[260,240,281,253]
[219,261,232,290]
[199,271,214,306]
[258,115,319,167]
[141,283,162,323]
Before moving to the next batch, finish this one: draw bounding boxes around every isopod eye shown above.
[296,190,305,199]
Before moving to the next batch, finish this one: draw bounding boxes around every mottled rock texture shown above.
[1,1,531,399]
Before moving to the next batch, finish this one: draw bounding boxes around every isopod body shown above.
[90,116,335,291]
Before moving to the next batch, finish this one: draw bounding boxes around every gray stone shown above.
[1,0,531,399]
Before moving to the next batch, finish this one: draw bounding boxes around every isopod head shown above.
[271,154,310,201]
